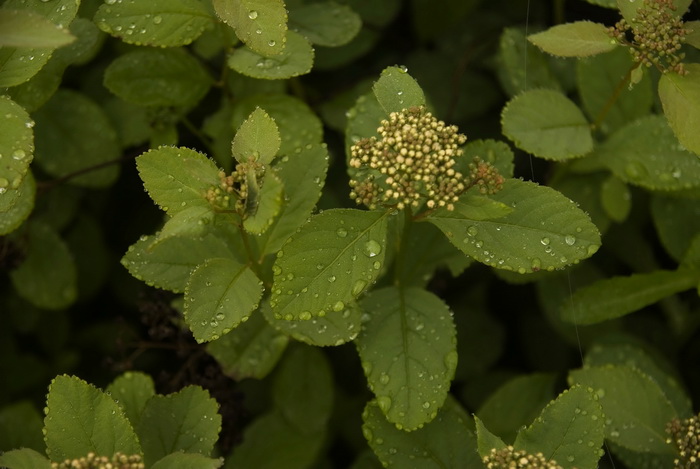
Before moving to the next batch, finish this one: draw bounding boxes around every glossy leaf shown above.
[104,48,211,108]
[658,64,700,156]
[362,396,482,468]
[95,0,213,47]
[137,386,221,467]
[427,179,601,273]
[0,9,75,48]
[106,371,156,429]
[561,269,700,325]
[372,66,426,114]
[528,21,617,57]
[228,31,314,80]
[289,1,362,47]
[184,258,263,343]
[151,453,223,469]
[356,287,457,430]
[270,208,391,320]
[255,143,328,256]
[207,311,289,380]
[44,375,141,462]
[502,89,593,160]
[213,0,287,57]
[136,146,220,216]
[0,167,35,235]
[33,90,119,187]
[121,233,236,293]
[232,107,281,164]
[0,448,51,469]
[652,194,700,262]
[10,221,76,310]
[514,386,605,469]
[569,365,677,454]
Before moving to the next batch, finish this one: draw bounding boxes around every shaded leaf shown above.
[658,64,700,156]
[600,175,631,223]
[289,1,361,47]
[228,31,314,80]
[0,9,75,48]
[651,194,700,262]
[497,27,561,97]
[0,401,44,453]
[372,66,425,114]
[528,21,617,57]
[213,0,287,56]
[106,371,156,430]
[0,169,35,235]
[0,448,51,469]
[475,416,507,458]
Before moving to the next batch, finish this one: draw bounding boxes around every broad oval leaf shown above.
[569,365,677,454]
[427,179,601,273]
[658,64,700,156]
[95,0,213,47]
[33,89,120,187]
[136,146,220,216]
[228,30,314,80]
[0,448,51,469]
[137,386,222,467]
[184,258,263,343]
[270,208,391,320]
[106,371,156,430]
[528,21,617,57]
[289,1,362,47]
[10,221,77,310]
[561,269,700,325]
[514,386,605,469]
[356,287,457,431]
[104,48,211,108]
[362,396,482,467]
[213,0,287,57]
[207,310,289,380]
[594,115,700,190]
[502,89,593,160]
[372,65,425,114]
[429,195,513,222]
[44,375,141,462]
[0,9,75,48]
[232,107,281,164]
[0,95,33,210]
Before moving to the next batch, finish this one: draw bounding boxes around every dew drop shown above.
[153,15,162,24]
[299,311,312,320]
[215,313,225,321]
[327,275,336,283]
[379,373,390,384]
[466,226,478,237]
[336,227,348,238]
[248,10,258,19]
[333,301,345,312]
[363,240,382,258]
[531,258,542,271]
[373,261,381,270]
[565,234,576,245]
[352,280,367,296]
[377,396,392,412]
[540,237,550,246]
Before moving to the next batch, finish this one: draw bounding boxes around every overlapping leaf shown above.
[372,66,425,113]
[106,371,156,430]
[213,0,287,56]
[658,64,700,155]
[289,1,362,47]
[232,107,281,164]
[0,9,75,48]
[228,31,314,80]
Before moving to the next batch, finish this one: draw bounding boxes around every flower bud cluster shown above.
[469,157,505,195]
[483,447,564,469]
[608,0,689,74]
[205,170,237,210]
[205,160,264,212]
[667,413,700,468]
[349,106,467,211]
[51,452,144,469]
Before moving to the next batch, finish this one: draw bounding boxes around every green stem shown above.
[239,226,263,279]
[592,62,641,131]
[393,207,413,287]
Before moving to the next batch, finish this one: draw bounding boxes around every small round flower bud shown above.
[482,446,564,469]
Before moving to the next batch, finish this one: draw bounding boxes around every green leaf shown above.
[569,365,677,454]
[158,206,216,240]
[0,168,35,235]
[577,48,653,135]
[228,30,314,80]
[0,401,44,453]
[289,1,362,47]
[213,0,287,57]
[658,64,700,156]
[460,139,515,179]
[427,179,601,273]
[528,21,617,57]
[600,175,631,223]
[136,146,221,216]
[223,410,324,469]
[356,287,457,431]
[0,9,75,48]
[561,269,700,325]
[137,386,222,467]
[272,346,333,434]
[682,234,700,270]
[474,416,507,457]
[94,0,213,47]
[243,169,283,234]
[476,373,557,444]
[232,107,281,164]
[514,386,605,469]
[362,396,483,468]
[345,91,386,159]
[428,195,513,222]
[10,221,77,310]
[232,93,324,157]
[184,258,263,343]
[685,20,700,49]
[595,115,700,190]
[270,208,391,320]
[372,66,426,114]
[151,453,223,469]
[256,143,328,256]
[263,297,362,347]
[104,48,211,108]
[207,311,289,380]
[585,343,692,418]
[0,448,51,469]
[501,89,593,160]
[582,0,616,8]
[497,27,561,97]
[121,233,237,293]
[44,375,141,462]
[106,371,156,430]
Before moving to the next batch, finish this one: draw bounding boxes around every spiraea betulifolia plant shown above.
[1,0,700,468]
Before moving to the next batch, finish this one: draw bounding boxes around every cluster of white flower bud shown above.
[482,446,564,469]
[51,452,144,469]
[667,414,700,468]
